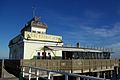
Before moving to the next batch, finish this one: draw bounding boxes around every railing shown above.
[22,66,106,80]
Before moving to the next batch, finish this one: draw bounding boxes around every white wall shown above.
[31,27,47,34]
[23,40,63,59]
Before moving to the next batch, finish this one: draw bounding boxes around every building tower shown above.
[9,16,63,59]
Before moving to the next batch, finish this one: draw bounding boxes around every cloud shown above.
[110,43,120,51]
[108,42,120,58]
[83,22,120,37]
[84,10,104,19]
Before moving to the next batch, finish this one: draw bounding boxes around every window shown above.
[37,31,41,33]
[32,30,36,33]
[37,52,40,59]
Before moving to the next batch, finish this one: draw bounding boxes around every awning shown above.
[45,46,102,52]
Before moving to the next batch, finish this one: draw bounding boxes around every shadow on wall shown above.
[4,59,21,78]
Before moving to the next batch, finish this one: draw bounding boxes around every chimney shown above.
[76,42,80,48]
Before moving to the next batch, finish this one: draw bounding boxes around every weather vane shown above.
[32,6,36,17]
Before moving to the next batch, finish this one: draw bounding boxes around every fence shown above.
[21,59,118,73]
[22,66,106,80]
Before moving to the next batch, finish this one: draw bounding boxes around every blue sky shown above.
[0,0,120,58]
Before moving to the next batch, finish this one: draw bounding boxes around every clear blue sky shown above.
[0,0,120,58]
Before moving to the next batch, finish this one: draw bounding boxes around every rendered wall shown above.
[24,40,62,59]
[31,27,46,33]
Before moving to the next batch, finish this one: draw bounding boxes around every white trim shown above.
[47,46,102,52]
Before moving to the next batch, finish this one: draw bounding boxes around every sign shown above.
[24,31,62,42]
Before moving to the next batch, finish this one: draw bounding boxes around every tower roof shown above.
[21,16,48,33]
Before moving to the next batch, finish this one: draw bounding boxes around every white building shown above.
[9,16,111,60]
[9,17,63,59]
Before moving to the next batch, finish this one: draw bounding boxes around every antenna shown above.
[32,6,36,17]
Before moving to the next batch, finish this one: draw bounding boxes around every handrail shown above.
[21,66,106,80]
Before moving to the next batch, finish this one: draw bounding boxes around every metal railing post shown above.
[65,75,68,80]
[48,72,51,79]
[76,77,80,80]
[29,67,31,80]
[48,72,53,80]
[21,65,106,80]
[22,67,25,77]
[36,69,39,80]
[83,78,85,80]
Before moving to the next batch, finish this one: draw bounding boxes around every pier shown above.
[4,16,120,80]
[0,59,120,80]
